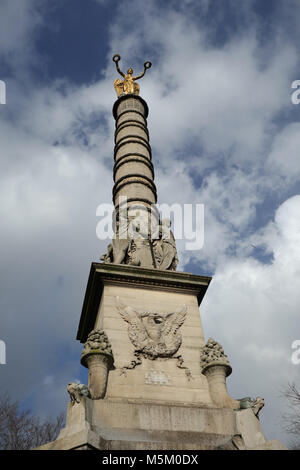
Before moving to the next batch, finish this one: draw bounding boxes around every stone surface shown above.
[235,408,268,449]
[93,278,212,406]
[35,398,101,450]
[36,397,236,450]
[36,397,287,450]
[203,365,239,409]
[80,329,114,399]
[77,263,212,343]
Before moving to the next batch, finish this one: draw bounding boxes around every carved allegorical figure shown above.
[113,54,152,97]
[155,218,178,271]
[100,215,178,272]
[99,210,133,265]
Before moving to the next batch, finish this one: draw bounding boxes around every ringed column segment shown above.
[113,95,157,216]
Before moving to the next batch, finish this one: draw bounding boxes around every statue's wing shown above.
[114,78,123,87]
[163,305,187,336]
[116,297,141,325]
[115,297,147,348]
[114,79,124,97]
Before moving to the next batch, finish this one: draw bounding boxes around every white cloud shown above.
[201,195,300,442]
[108,2,297,171]
[266,123,300,183]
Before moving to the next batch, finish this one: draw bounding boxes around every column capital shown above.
[113,94,149,120]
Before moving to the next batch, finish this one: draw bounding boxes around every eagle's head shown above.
[141,312,166,342]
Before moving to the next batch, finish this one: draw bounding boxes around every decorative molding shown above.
[114,139,152,159]
[116,109,147,125]
[114,150,152,166]
[115,197,157,211]
[115,121,149,141]
[115,134,149,147]
[114,172,156,190]
[113,94,149,119]
[113,174,157,200]
[76,263,211,343]
[114,156,154,180]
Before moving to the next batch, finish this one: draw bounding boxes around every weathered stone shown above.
[81,329,114,399]
[199,338,238,409]
[67,383,90,405]
[237,396,265,418]
[36,397,287,450]
[200,337,232,375]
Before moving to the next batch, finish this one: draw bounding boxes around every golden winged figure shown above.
[112,54,152,97]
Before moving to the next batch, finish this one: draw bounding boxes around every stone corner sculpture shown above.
[200,337,237,408]
[67,382,90,405]
[200,337,232,376]
[80,329,114,400]
[236,396,265,418]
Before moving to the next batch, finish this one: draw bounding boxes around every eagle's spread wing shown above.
[116,296,140,324]
[163,305,187,337]
[116,297,147,349]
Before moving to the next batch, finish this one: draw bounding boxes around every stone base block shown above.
[35,398,287,451]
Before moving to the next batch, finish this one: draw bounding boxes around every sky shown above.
[0,0,300,448]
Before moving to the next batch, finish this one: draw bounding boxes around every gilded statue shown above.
[113,54,152,97]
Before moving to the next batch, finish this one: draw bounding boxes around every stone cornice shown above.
[76,263,212,343]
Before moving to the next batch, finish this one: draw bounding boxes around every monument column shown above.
[36,55,287,451]
[113,94,157,216]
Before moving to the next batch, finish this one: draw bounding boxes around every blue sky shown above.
[1,0,300,447]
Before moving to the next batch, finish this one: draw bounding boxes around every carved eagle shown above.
[116,297,187,358]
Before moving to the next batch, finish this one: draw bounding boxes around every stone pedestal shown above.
[77,263,213,407]
[36,397,287,450]
[35,263,287,450]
